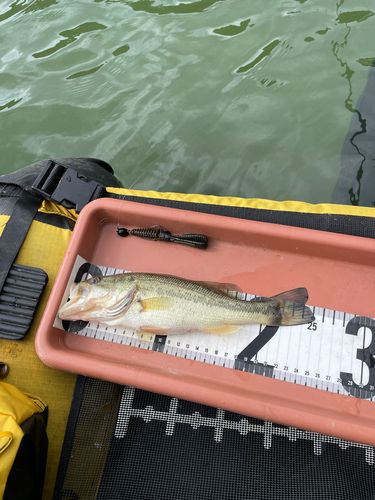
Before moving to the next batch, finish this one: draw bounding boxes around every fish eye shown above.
[90,276,101,285]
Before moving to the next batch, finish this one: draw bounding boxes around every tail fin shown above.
[272,287,315,326]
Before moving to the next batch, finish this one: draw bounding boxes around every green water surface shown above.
[1,0,374,204]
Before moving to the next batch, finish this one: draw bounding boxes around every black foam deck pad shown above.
[0,263,48,341]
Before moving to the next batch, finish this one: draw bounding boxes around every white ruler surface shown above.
[58,259,375,402]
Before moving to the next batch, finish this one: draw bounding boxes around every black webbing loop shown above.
[0,189,43,293]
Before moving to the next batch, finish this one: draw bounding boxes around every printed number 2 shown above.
[234,325,279,372]
[340,316,375,395]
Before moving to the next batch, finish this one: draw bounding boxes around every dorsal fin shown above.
[195,280,242,297]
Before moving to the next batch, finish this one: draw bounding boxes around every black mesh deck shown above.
[54,377,375,500]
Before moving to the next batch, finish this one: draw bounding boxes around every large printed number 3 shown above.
[340,316,375,395]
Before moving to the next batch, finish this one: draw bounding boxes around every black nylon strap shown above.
[0,189,42,292]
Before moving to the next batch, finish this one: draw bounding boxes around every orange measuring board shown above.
[35,198,375,447]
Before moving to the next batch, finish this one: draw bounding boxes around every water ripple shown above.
[213,19,252,37]
[32,22,107,59]
[0,1,29,24]
[112,44,130,57]
[236,39,281,74]
[336,10,374,24]
[67,63,105,80]
[358,58,375,67]
[1,0,375,205]
[0,0,57,25]
[123,0,225,15]
[0,97,22,112]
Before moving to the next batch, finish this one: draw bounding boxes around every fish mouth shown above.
[58,281,95,321]
[58,295,91,320]
[58,280,100,320]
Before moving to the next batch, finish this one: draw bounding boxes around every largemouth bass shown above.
[58,273,314,335]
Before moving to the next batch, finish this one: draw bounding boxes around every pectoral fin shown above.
[139,297,174,312]
[201,325,242,335]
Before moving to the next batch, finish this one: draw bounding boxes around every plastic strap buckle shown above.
[31,159,107,213]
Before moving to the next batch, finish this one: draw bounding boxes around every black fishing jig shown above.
[116,225,208,250]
